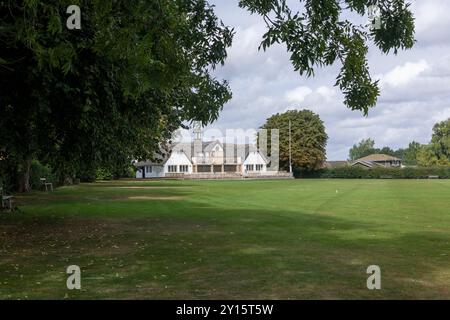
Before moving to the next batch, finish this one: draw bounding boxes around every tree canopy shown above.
[0,0,233,190]
[417,119,450,167]
[261,110,328,171]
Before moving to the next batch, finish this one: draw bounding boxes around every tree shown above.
[416,145,441,167]
[379,146,396,156]
[402,141,421,166]
[417,119,450,167]
[348,138,377,161]
[430,118,450,162]
[239,0,415,114]
[0,0,233,191]
[261,110,328,171]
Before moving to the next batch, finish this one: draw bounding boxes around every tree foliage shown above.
[348,138,377,161]
[417,118,450,167]
[394,141,421,166]
[239,0,415,114]
[0,0,233,190]
[430,118,450,162]
[261,109,328,171]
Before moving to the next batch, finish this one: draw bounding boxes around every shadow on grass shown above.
[0,198,448,299]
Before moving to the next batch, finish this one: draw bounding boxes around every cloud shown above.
[381,60,429,87]
[285,86,313,103]
[207,0,450,160]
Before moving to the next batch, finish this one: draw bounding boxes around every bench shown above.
[1,186,14,212]
[428,175,439,179]
[40,178,54,192]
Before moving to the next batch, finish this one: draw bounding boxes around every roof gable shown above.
[243,151,269,165]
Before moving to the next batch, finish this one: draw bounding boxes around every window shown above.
[168,165,177,173]
[245,164,254,171]
[145,166,152,173]
[256,164,263,171]
[179,165,189,173]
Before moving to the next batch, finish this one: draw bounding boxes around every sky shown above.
[193,0,450,160]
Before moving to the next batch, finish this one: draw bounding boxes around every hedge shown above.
[295,166,450,179]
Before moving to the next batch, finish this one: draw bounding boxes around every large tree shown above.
[0,0,233,191]
[261,110,328,171]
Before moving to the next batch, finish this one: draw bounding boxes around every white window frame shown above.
[168,165,177,173]
[179,165,189,173]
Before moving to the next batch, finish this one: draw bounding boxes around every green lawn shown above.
[0,179,449,299]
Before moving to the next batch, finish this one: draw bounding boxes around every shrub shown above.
[305,166,450,179]
[95,168,113,181]
[95,165,135,181]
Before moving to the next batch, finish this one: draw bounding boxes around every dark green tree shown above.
[0,0,233,191]
[261,110,328,171]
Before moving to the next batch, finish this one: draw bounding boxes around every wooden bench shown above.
[40,178,54,192]
[1,186,14,212]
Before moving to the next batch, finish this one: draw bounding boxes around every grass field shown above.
[0,179,449,299]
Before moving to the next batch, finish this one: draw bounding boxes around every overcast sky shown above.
[194,0,450,160]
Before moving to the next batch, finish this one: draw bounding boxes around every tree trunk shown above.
[18,157,32,192]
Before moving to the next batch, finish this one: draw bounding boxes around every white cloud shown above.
[413,1,450,34]
[285,86,313,103]
[381,60,429,87]
[316,86,337,99]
